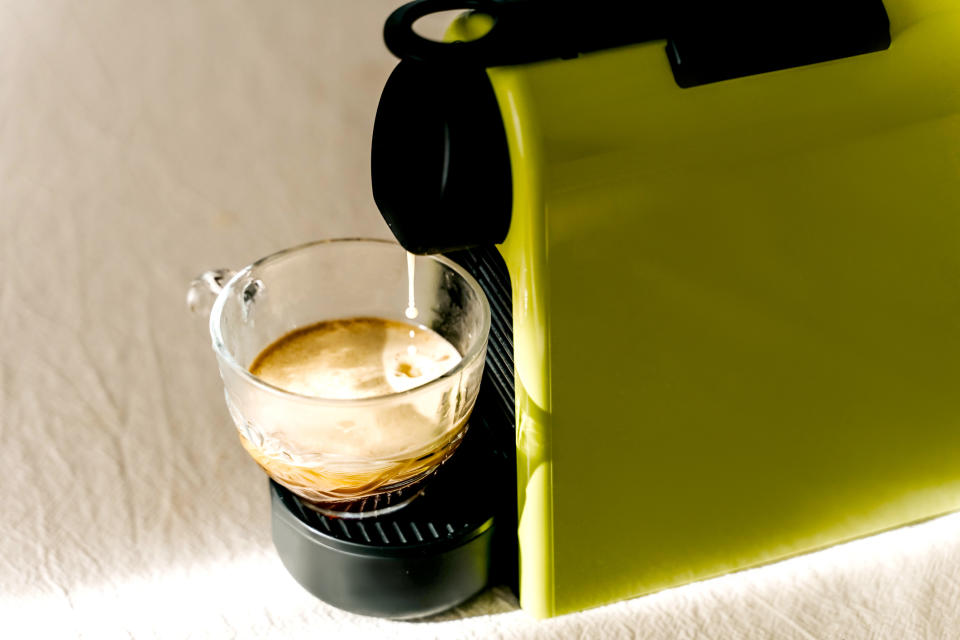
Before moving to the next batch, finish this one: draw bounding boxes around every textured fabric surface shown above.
[2,1,959,637]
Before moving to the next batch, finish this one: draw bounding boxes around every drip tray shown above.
[270,421,502,619]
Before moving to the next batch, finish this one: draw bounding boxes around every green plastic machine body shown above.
[449,0,960,618]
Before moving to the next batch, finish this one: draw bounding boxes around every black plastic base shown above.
[270,418,512,619]
[271,484,494,619]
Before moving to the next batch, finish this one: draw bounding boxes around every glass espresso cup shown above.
[188,239,490,518]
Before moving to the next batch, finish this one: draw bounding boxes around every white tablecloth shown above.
[3,2,959,637]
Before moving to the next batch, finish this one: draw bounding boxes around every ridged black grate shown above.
[279,480,481,547]
[448,246,516,438]
[277,245,517,550]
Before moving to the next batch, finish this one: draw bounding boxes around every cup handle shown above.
[186,269,235,317]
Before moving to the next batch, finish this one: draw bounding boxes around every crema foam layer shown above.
[250,317,461,399]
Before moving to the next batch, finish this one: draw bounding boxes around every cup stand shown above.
[269,393,517,619]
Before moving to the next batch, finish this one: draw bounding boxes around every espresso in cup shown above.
[242,316,467,512]
[194,240,489,519]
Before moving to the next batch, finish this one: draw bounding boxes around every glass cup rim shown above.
[209,237,492,407]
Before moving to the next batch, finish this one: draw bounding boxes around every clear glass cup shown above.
[188,239,490,518]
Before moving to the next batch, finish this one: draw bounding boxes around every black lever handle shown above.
[383,0,890,89]
[383,0,667,67]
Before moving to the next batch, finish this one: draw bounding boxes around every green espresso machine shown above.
[274,0,960,620]
[369,0,960,618]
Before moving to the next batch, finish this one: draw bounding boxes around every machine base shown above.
[269,414,512,619]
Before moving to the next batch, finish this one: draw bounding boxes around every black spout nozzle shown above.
[371,59,512,255]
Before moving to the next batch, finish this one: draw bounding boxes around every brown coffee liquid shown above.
[244,317,465,510]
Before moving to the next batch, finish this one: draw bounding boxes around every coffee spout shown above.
[371,59,512,255]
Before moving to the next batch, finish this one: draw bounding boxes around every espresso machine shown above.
[271,0,960,619]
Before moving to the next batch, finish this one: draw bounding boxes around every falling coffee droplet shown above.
[405,251,418,320]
